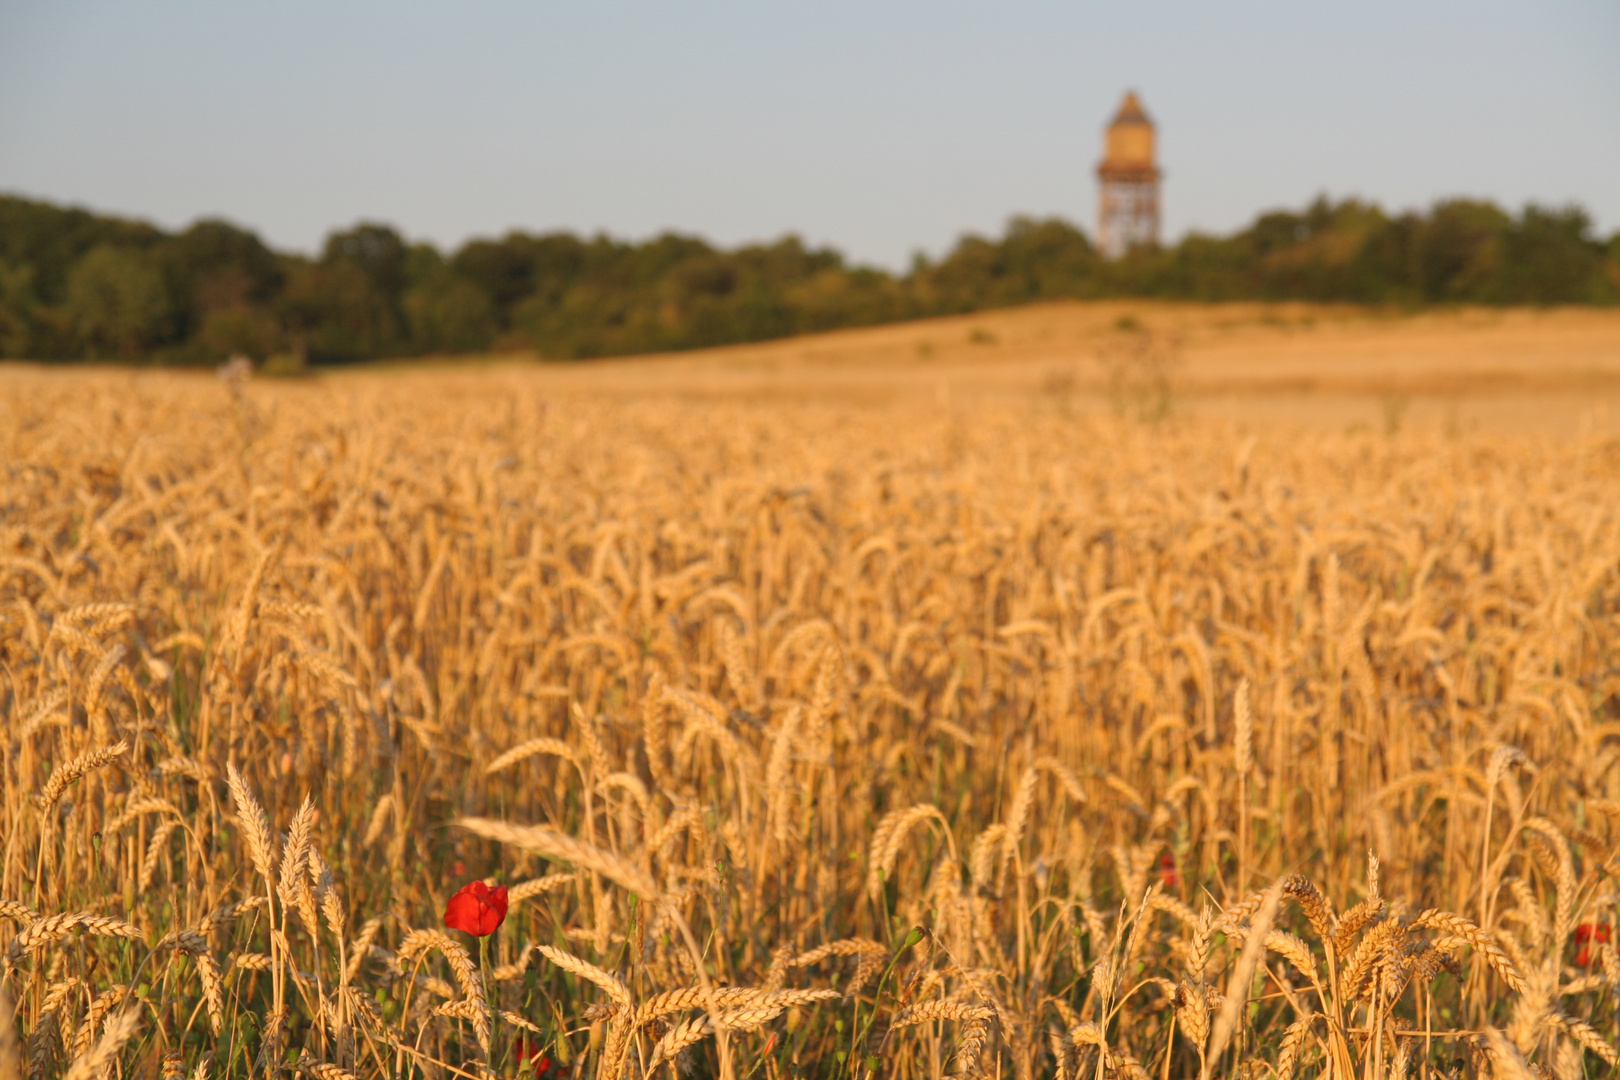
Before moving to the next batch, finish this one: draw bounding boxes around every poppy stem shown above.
[480,935,497,1071]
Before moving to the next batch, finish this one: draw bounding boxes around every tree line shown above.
[2,193,1616,366]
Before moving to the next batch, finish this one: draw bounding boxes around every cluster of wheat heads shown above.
[0,367,1618,1080]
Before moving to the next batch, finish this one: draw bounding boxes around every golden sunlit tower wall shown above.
[1096,91,1161,258]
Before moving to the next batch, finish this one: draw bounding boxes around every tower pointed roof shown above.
[1109,91,1152,129]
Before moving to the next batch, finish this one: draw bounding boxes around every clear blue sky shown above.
[2,1,1616,269]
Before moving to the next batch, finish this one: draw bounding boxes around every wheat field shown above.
[2,326,1619,1080]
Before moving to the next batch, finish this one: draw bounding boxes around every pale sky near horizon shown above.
[1,1,1616,270]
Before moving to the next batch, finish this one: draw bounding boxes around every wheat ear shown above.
[61,1008,141,1080]
[1544,1010,1619,1066]
[226,763,277,890]
[456,818,659,899]
[1407,910,1527,993]
[36,741,128,811]
[867,804,950,899]
[1275,1012,1316,1080]
[534,945,633,1009]
[485,737,582,775]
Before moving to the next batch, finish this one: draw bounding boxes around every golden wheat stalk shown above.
[294,1055,360,1080]
[60,1008,140,1080]
[788,939,888,966]
[0,901,38,926]
[1544,1010,1619,1066]
[455,818,659,899]
[394,929,489,1056]
[647,1008,784,1067]
[0,982,18,1080]
[35,741,129,811]
[866,804,951,899]
[891,1001,994,1027]
[485,737,582,775]
[509,873,576,903]
[534,945,633,1009]
[226,763,278,890]
[4,913,144,974]
[1407,909,1527,993]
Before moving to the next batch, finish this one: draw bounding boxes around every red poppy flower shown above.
[516,1038,553,1077]
[1574,922,1611,967]
[444,880,508,936]
[1157,852,1180,889]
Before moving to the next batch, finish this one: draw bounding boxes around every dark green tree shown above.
[403,245,497,355]
[160,219,285,361]
[1412,200,1510,301]
[64,244,172,357]
[1490,205,1608,304]
[324,223,409,299]
[0,261,39,358]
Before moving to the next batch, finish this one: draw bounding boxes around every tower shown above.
[1096,91,1161,258]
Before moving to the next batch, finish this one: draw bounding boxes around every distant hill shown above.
[1,193,1615,365]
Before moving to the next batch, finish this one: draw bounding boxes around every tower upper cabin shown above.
[1096,92,1162,258]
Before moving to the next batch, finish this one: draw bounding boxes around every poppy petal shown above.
[444,880,508,936]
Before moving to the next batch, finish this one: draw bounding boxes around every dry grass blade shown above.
[1205,884,1281,1077]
